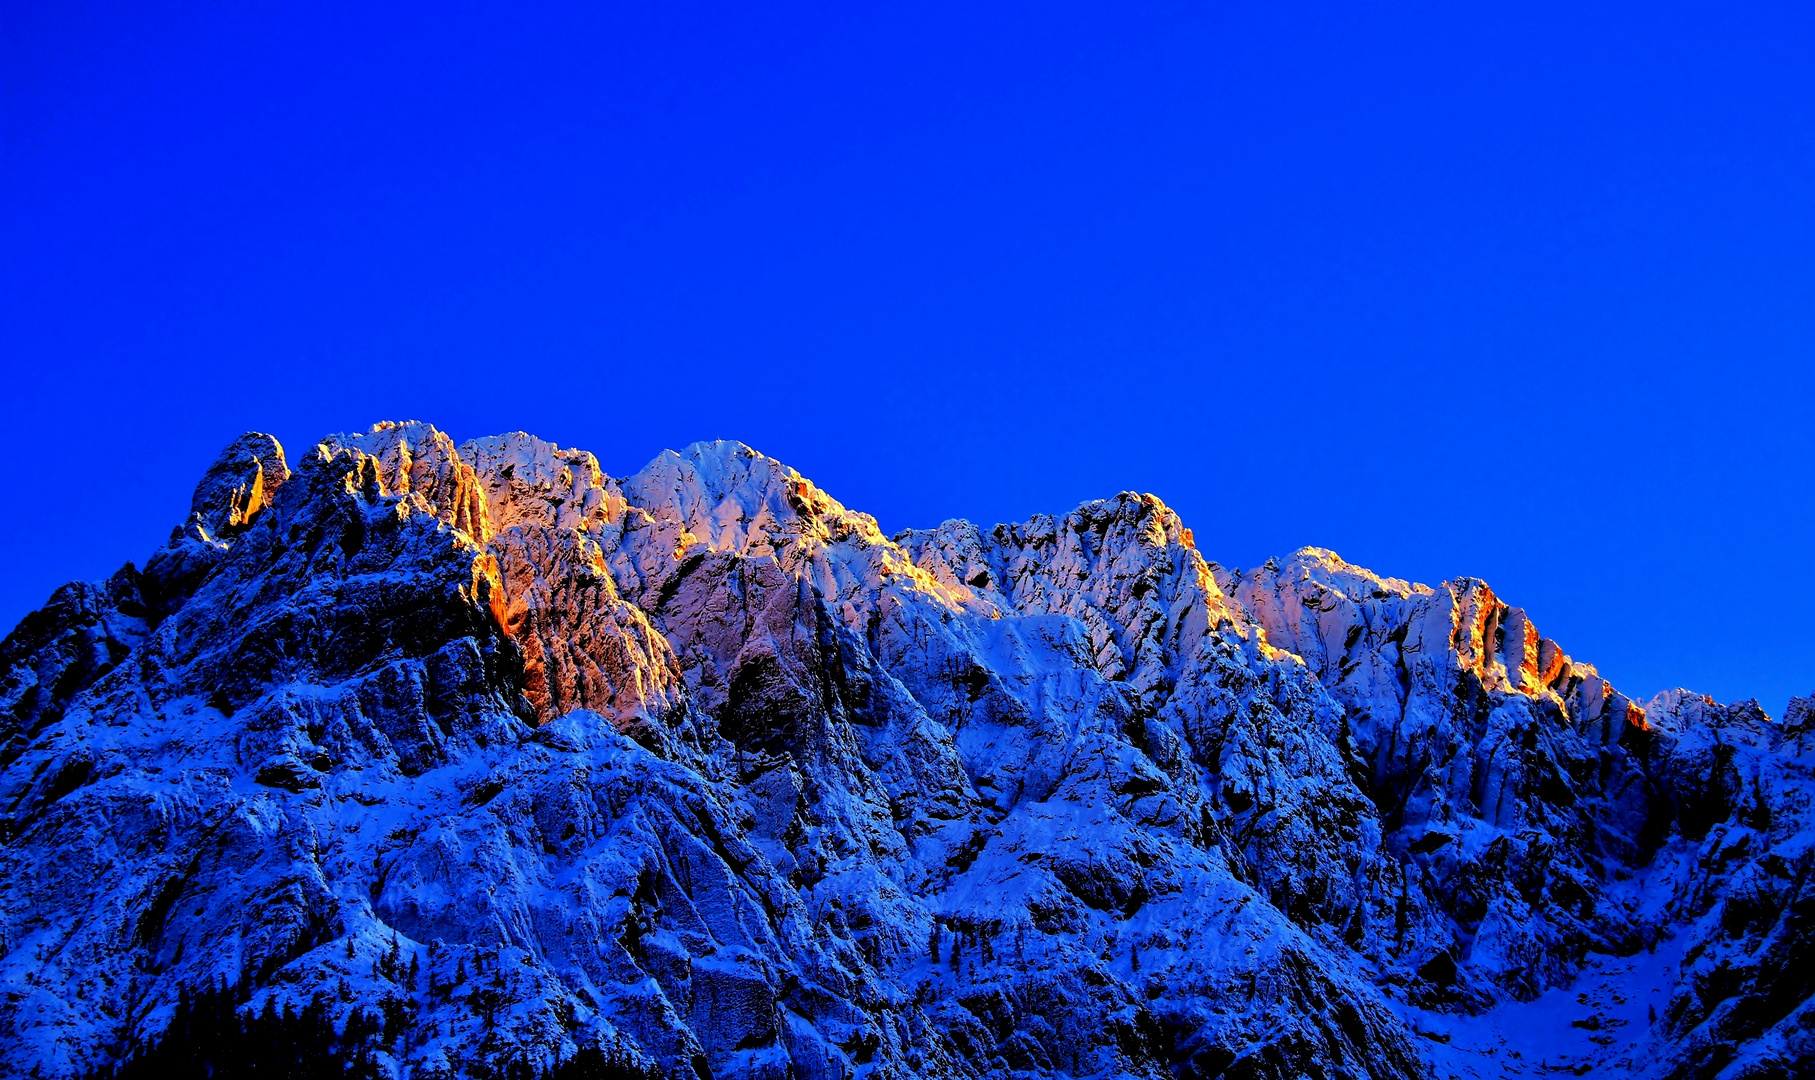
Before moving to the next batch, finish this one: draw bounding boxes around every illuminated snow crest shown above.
[0,422,1808,1079]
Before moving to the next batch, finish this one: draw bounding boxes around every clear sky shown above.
[4,1,1812,714]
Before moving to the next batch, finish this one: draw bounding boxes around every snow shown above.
[0,421,1808,1079]
[1404,936,1685,1079]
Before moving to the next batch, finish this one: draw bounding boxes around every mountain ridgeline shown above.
[1,423,1809,1080]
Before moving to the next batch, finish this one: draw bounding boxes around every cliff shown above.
[1,423,1807,1079]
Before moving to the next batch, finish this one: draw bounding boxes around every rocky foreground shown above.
[1,422,1809,1079]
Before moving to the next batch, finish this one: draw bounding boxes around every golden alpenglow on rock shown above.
[2,422,1808,1078]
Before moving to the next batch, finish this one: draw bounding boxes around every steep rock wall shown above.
[0,424,1806,1080]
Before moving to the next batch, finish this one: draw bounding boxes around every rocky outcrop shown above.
[1213,551,1661,1002]
[1637,691,1815,1079]
[460,433,680,728]
[0,423,1807,1080]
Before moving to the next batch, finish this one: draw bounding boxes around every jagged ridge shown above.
[0,423,1809,1080]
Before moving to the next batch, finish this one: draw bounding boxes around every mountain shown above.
[1,422,1809,1080]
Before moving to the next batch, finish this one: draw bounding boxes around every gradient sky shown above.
[4,1,1813,714]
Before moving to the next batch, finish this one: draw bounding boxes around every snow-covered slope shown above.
[0,423,1808,1079]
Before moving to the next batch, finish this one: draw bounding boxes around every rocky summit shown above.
[1,422,1809,1080]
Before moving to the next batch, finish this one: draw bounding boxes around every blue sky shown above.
[4,1,1813,713]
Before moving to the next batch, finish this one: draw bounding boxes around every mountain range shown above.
[2,422,1808,1079]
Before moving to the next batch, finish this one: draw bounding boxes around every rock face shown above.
[0,422,1808,1080]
